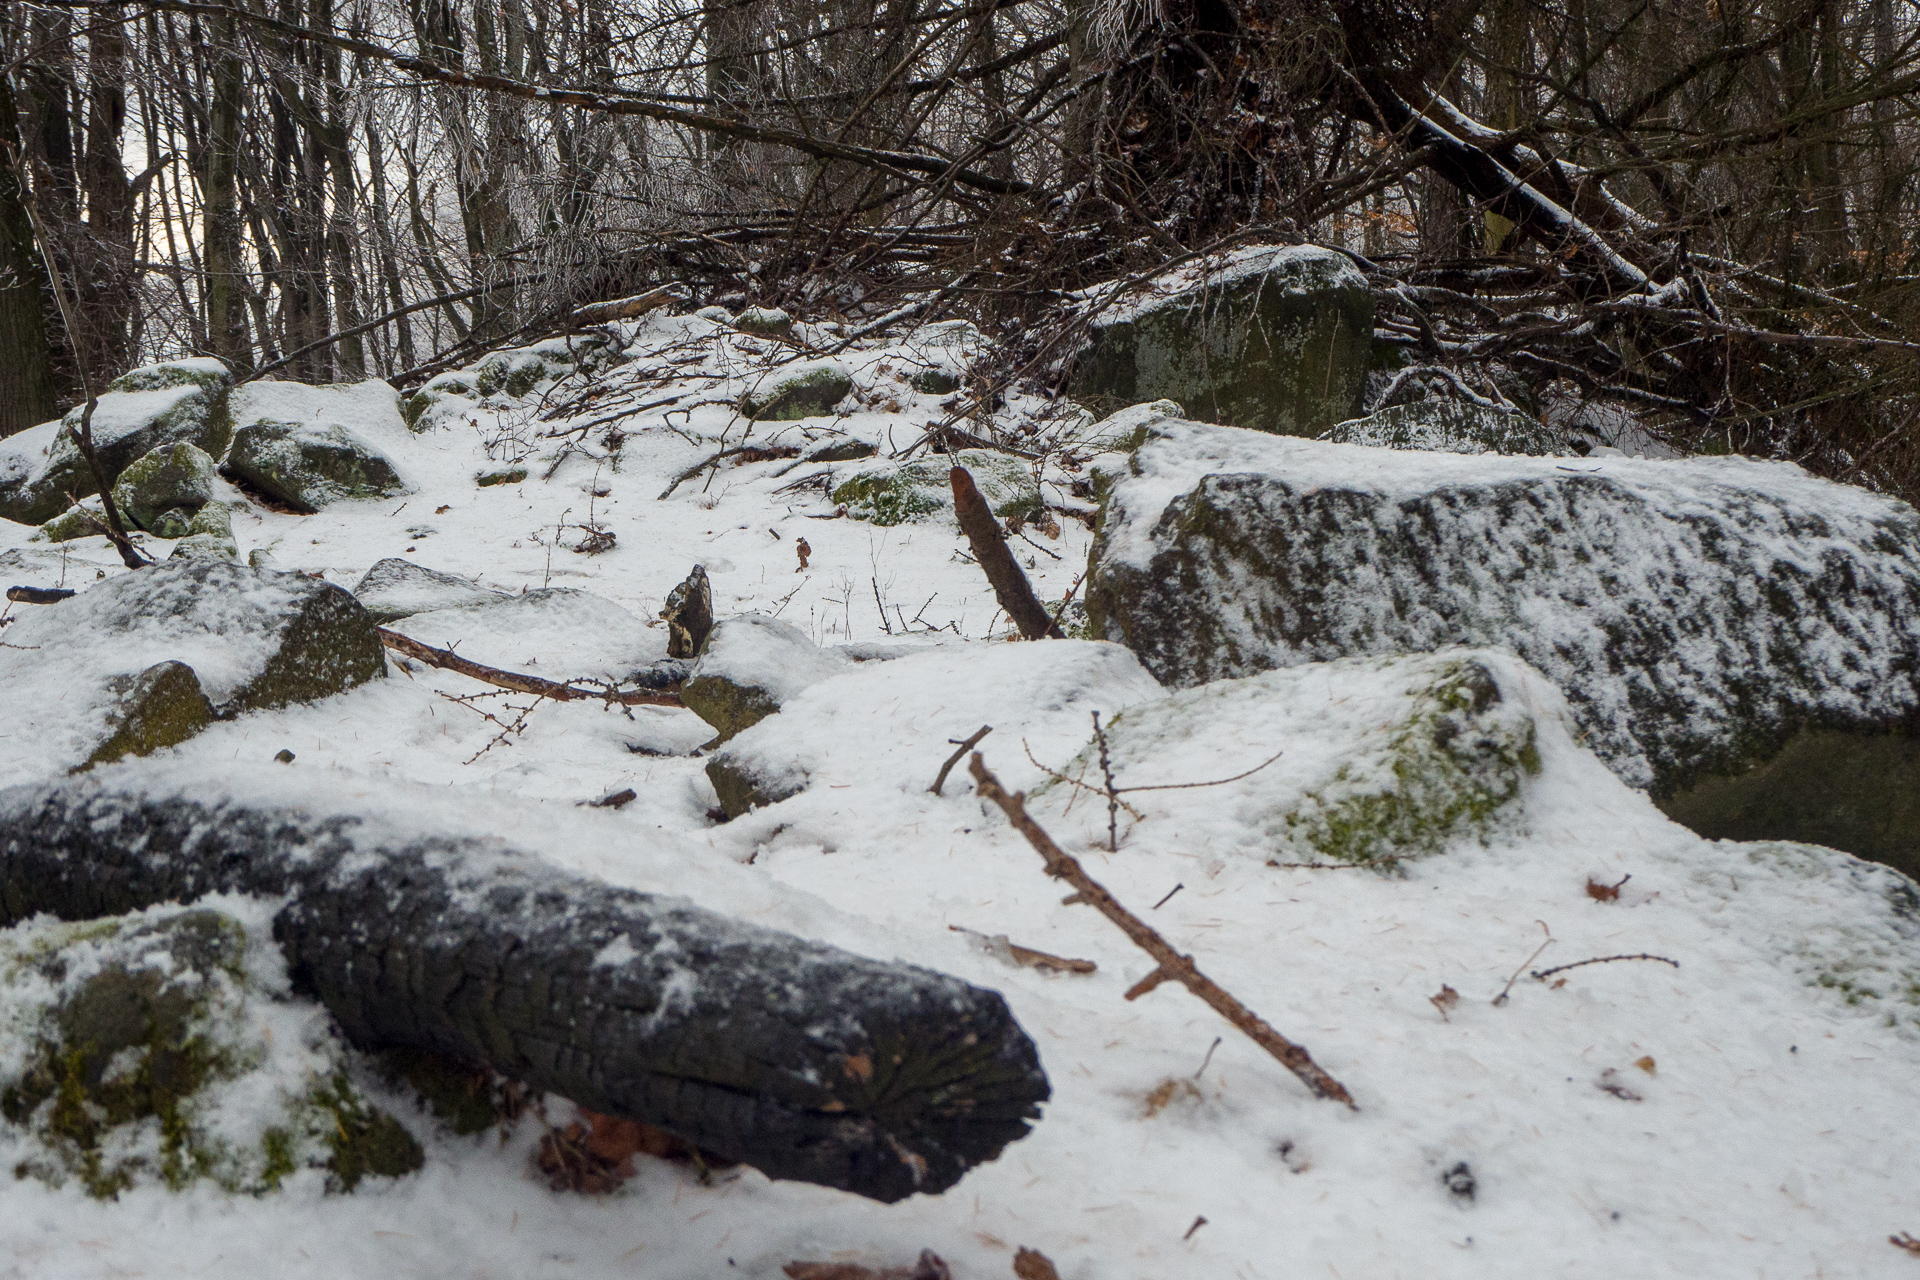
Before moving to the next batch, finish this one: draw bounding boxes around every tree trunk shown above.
[203,13,250,371]
[0,62,61,435]
[0,778,1050,1204]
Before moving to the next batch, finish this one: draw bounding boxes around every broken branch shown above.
[968,755,1356,1107]
[378,628,683,707]
[930,725,992,795]
[950,467,1063,640]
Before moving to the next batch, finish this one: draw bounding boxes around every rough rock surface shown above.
[831,451,1037,526]
[1,360,235,526]
[1325,400,1568,456]
[1070,245,1374,437]
[0,560,386,774]
[0,768,1051,1203]
[351,557,508,625]
[740,360,854,420]
[683,615,849,751]
[1085,422,1920,868]
[0,900,420,1197]
[223,380,410,511]
[111,441,219,530]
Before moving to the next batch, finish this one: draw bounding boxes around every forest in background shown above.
[1,0,1917,496]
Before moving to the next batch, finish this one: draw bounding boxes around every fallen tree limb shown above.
[968,755,1355,1107]
[377,627,684,707]
[570,284,686,327]
[0,772,1051,1202]
[951,467,1063,640]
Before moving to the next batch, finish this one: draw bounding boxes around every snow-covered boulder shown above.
[351,558,508,625]
[830,450,1036,526]
[224,380,410,512]
[401,334,624,429]
[705,639,1163,818]
[1070,245,1374,437]
[0,900,421,1197]
[1086,421,1920,868]
[739,359,854,421]
[682,616,849,753]
[165,501,240,562]
[1325,399,1568,456]
[733,306,793,336]
[390,587,665,683]
[1,359,234,527]
[0,560,387,776]
[111,440,219,530]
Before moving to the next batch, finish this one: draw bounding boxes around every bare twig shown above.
[1493,922,1555,1006]
[929,725,992,795]
[1092,711,1120,852]
[946,925,1097,974]
[378,628,683,706]
[1532,953,1680,981]
[968,754,1356,1107]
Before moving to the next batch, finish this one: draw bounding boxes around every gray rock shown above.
[150,507,193,539]
[10,362,235,525]
[225,420,406,511]
[740,361,854,421]
[0,560,386,775]
[830,450,1037,527]
[1071,245,1374,438]
[661,564,714,658]
[351,557,509,625]
[391,586,663,680]
[166,501,239,562]
[1325,400,1569,456]
[734,306,793,336]
[111,441,219,529]
[85,660,217,767]
[1085,421,1920,872]
[683,615,847,747]
[0,903,420,1197]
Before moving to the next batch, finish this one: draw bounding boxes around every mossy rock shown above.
[149,507,192,539]
[403,375,476,431]
[167,506,240,562]
[740,362,854,421]
[734,306,793,337]
[32,503,108,543]
[682,674,783,744]
[84,661,217,768]
[112,442,218,530]
[1071,245,1373,438]
[909,368,961,395]
[224,420,406,512]
[1324,400,1568,456]
[36,381,233,520]
[706,752,802,818]
[475,466,528,487]
[473,351,548,399]
[107,358,232,396]
[830,450,1036,527]
[803,439,877,463]
[680,615,848,746]
[0,905,419,1198]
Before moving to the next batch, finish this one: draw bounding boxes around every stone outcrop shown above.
[0,902,420,1197]
[1085,421,1920,872]
[223,379,411,511]
[831,450,1037,526]
[1325,400,1568,456]
[0,560,387,775]
[740,360,855,421]
[1071,245,1374,438]
[351,557,508,624]
[110,441,220,530]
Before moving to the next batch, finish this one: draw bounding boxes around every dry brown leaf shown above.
[1586,873,1631,902]
[1430,985,1460,1020]
[1634,1055,1657,1075]
[1013,1247,1062,1280]
[1141,1077,1202,1117]
[843,1053,874,1083]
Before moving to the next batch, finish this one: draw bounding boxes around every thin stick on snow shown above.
[1531,953,1679,981]
[378,628,684,707]
[1492,921,1554,1006]
[968,754,1357,1107]
[929,725,992,795]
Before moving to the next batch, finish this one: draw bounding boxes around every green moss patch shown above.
[830,450,1036,527]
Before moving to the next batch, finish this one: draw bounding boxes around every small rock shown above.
[734,306,793,337]
[909,368,961,395]
[86,660,217,767]
[275,748,296,763]
[661,564,715,658]
[475,467,528,487]
[351,557,508,625]
[149,506,194,539]
[803,439,877,463]
[831,451,1037,527]
[225,420,407,512]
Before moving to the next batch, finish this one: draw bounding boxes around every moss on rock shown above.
[830,450,1035,526]
[111,442,218,530]
[84,661,217,768]
[1323,400,1569,456]
[740,363,854,421]
[224,420,406,512]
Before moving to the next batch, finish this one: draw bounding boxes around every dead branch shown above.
[5,586,76,604]
[378,628,684,707]
[947,925,1096,974]
[569,283,685,327]
[929,725,992,795]
[1532,953,1680,981]
[968,754,1356,1107]
[1493,921,1555,1006]
[950,466,1063,640]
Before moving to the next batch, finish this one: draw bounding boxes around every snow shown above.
[3,318,1919,1278]
[1074,243,1368,326]
[689,614,851,703]
[391,587,666,681]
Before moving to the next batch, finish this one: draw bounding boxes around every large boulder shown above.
[3,359,234,526]
[110,441,219,530]
[401,334,626,429]
[1070,245,1374,438]
[0,559,387,777]
[223,379,410,511]
[1085,421,1920,873]
[740,359,854,421]
[0,901,420,1197]
[351,557,508,625]
[682,615,850,754]
[830,450,1037,526]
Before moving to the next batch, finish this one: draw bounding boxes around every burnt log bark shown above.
[0,774,1049,1202]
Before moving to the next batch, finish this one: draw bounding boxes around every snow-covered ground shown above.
[3,315,1919,1279]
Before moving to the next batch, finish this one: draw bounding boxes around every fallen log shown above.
[570,283,685,327]
[0,772,1049,1202]
[950,466,1064,640]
